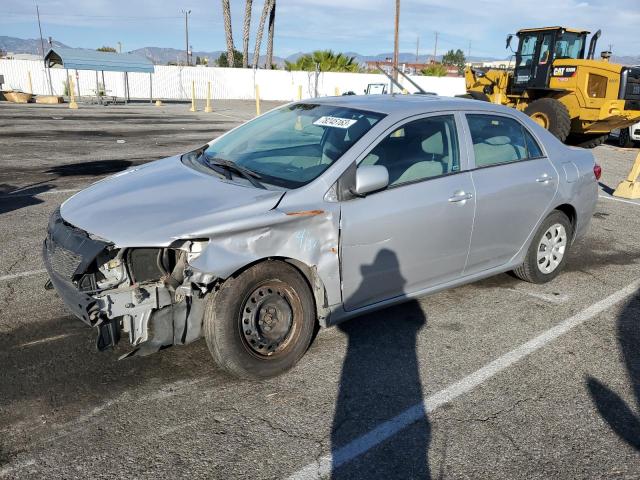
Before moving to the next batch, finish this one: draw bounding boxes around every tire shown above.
[203,260,316,379]
[512,210,573,284]
[568,133,608,149]
[467,91,490,102]
[619,128,634,148]
[524,98,571,142]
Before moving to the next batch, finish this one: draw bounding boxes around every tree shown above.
[242,0,253,68]
[252,0,273,68]
[285,50,361,73]
[217,49,243,68]
[221,0,235,67]
[96,46,117,53]
[265,0,276,69]
[421,63,447,77]
[441,48,466,75]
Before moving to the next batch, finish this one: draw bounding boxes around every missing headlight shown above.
[127,248,173,283]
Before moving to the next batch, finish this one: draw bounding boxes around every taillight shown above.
[593,164,602,180]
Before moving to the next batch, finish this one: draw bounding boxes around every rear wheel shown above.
[513,211,573,284]
[203,261,316,379]
[524,98,571,142]
[568,133,608,149]
[619,128,634,148]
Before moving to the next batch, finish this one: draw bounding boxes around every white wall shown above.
[0,59,466,101]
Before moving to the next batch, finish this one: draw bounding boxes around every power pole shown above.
[36,4,46,58]
[433,31,438,62]
[415,36,420,63]
[392,0,400,86]
[181,9,191,65]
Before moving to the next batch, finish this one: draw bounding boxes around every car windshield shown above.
[201,103,385,188]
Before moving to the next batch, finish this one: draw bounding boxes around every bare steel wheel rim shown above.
[537,223,567,274]
[531,112,550,129]
[240,282,301,358]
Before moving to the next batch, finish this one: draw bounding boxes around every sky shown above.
[3,0,639,59]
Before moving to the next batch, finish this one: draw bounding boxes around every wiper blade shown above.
[204,156,266,189]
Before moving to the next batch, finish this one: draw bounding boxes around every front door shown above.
[531,32,555,88]
[463,113,558,273]
[339,114,475,311]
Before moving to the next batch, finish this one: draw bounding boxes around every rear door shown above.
[463,113,558,274]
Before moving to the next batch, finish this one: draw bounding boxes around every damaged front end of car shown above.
[43,208,211,357]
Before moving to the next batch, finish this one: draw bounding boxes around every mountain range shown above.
[2,35,638,67]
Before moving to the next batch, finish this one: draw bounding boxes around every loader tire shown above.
[524,98,571,142]
[567,133,608,149]
[467,91,490,102]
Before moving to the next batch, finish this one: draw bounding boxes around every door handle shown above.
[448,191,473,203]
[536,174,554,183]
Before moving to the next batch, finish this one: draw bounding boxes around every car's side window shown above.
[467,114,535,168]
[360,115,460,187]
[523,129,544,158]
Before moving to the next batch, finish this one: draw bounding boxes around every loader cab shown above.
[511,27,589,92]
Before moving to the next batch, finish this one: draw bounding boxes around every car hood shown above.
[60,156,284,247]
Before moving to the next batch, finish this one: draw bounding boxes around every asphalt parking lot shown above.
[1,100,640,479]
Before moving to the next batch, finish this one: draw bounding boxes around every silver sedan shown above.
[43,95,600,378]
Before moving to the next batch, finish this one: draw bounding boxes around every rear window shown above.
[467,114,544,167]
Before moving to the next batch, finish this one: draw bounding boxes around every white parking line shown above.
[0,269,47,283]
[16,333,79,348]
[599,194,640,206]
[287,278,640,480]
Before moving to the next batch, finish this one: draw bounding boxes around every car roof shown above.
[301,94,513,117]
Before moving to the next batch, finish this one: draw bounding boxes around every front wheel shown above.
[203,261,316,379]
[512,211,573,284]
[619,128,634,148]
[524,98,571,142]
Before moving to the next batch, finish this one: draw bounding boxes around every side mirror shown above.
[354,165,389,196]
[506,34,513,50]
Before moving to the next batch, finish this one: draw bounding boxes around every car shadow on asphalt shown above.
[0,183,53,216]
[331,249,431,479]
[0,313,216,433]
[45,159,134,177]
[586,290,640,451]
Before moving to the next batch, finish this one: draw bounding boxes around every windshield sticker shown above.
[313,116,358,129]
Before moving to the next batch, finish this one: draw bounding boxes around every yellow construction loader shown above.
[464,27,640,148]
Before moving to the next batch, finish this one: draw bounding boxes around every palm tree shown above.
[242,0,252,68]
[285,50,361,73]
[221,0,235,67]
[252,0,273,68]
[265,0,276,69]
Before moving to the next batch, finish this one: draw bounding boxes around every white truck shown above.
[610,121,640,148]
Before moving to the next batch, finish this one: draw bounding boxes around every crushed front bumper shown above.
[42,209,109,325]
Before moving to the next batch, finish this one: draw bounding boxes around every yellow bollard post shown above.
[297,85,302,101]
[204,81,213,113]
[613,151,640,199]
[155,99,163,107]
[68,76,78,109]
[27,71,33,94]
[255,85,261,116]
[190,80,197,112]
[334,87,340,96]
[402,88,408,95]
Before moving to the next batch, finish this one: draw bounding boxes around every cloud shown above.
[3,0,639,57]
